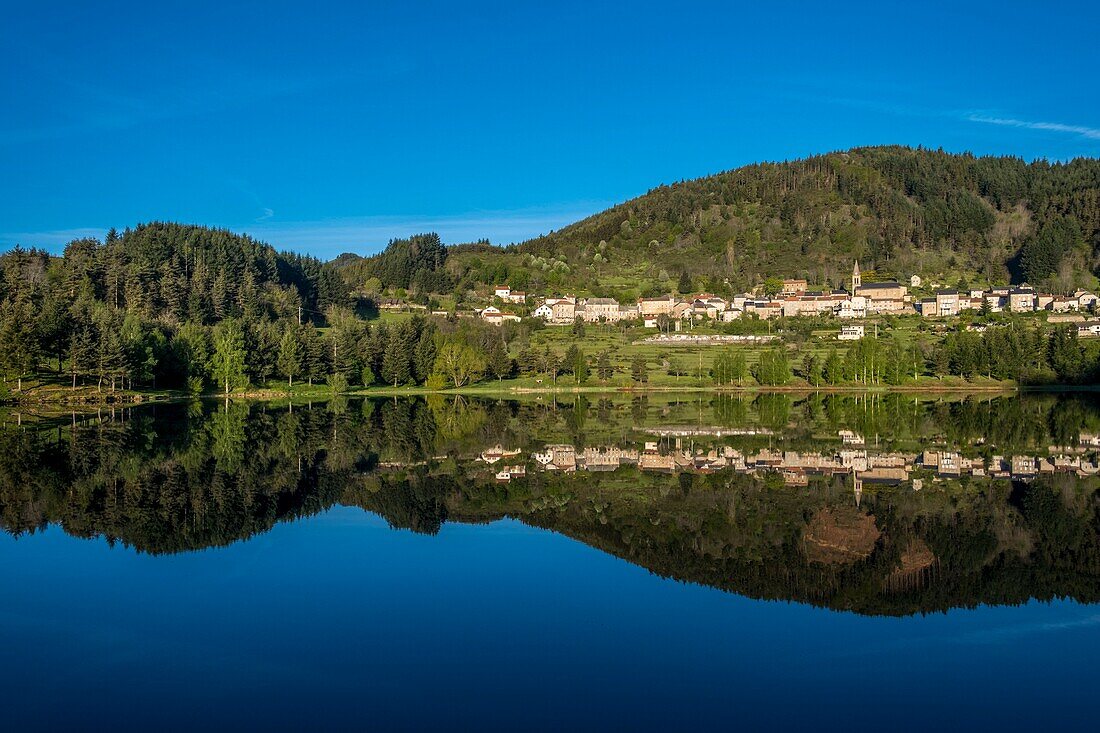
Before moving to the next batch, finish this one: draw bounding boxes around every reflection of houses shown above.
[495,465,526,482]
[533,444,576,472]
[1011,455,1038,476]
[580,446,639,471]
[479,445,522,465]
[839,430,865,445]
[471,434,1100,489]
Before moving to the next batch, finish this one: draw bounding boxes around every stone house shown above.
[582,297,620,322]
[1009,288,1036,312]
[638,295,675,316]
[780,279,808,296]
[549,297,577,322]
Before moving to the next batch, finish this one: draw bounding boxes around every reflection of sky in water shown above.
[2,509,1097,731]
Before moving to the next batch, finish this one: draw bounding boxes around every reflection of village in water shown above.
[476,425,1100,503]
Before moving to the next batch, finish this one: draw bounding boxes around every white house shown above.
[838,324,865,341]
[1078,320,1100,338]
[494,286,526,304]
[533,302,554,320]
[836,296,866,319]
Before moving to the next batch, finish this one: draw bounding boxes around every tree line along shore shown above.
[2,233,1100,404]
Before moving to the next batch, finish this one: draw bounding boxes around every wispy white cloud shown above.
[965,114,1100,141]
[255,207,275,222]
[762,84,1100,146]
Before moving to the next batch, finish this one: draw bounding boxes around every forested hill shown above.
[431,146,1100,299]
[0,222,354,393]
[60,222,349,322]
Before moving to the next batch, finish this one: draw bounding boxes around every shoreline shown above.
[1,381,1079,409]
[10,377,1100,408]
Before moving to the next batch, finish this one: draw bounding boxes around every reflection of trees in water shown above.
[208,401,248,471]
[354,469,456,535]
[427,394,485,443]
[1,394,1099,614]
[713,394,748,427]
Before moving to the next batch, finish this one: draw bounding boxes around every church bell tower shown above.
[851,261,861,292]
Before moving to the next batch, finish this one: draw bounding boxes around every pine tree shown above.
[303,323,327,385]
[69,323,95,389]
[802,353,823,386]
[631,355,648,384]
[563,344,581,381]
[485,338,512,382]
[0,298,37,390]
[382,327,412,387]
[209,319,248,395]
[573,347,589,384]
[678,271,692,294]
[413,327,438,383]
[597,351,613,381]
[278,327,302,387]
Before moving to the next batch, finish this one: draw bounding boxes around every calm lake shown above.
[2,393,1099,731]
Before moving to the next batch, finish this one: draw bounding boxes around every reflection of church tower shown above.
[851,261,862,293]
[853,471,863,507]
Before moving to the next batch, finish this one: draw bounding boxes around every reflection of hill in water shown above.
[1,394,1099,615]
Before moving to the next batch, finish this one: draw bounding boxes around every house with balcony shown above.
[838,324,865,340]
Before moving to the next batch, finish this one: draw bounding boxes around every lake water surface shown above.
[2,393,1099,731]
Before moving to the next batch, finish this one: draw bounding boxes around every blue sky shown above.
[2,0,1098,258]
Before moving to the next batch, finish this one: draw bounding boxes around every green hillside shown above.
[385,146,1100,301]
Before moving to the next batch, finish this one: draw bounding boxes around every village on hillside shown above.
[460,262,1100,340]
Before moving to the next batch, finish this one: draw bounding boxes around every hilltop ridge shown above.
[394,146,1098,301]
